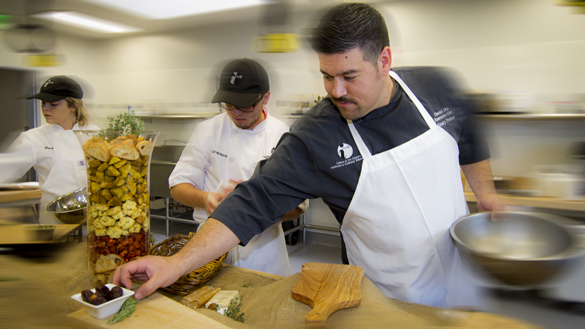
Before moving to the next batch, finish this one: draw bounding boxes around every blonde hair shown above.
[65,97,90,127]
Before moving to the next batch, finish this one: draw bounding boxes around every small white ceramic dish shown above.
[71,283,135,319]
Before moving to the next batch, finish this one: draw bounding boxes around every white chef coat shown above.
[169,108,298,276]
[0,122,100,224]
[340,71,477,308]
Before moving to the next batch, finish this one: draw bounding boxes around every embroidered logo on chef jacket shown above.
[230,72,242,85]
[432,107,456,128]
[212,150,228,158]
[337,143,353,159]
[78,160,85,166]
[331,143,362,170]
[45,146,53,150]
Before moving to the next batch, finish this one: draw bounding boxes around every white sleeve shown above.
[0,133,37,184]
[168,125,210,190]
[297,199,310,214]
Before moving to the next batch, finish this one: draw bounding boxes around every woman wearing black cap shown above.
[0,75,99,224]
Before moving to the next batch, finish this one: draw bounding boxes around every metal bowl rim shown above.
[450,211,585,262]
[45,187,88,214]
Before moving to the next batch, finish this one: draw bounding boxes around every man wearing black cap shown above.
[168,58,307,276]
[0,75,99,224]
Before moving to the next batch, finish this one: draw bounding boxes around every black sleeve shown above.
[416,66,491,165]
[456,95,491,165]
[440,68,491,165]
[209,132,321,245]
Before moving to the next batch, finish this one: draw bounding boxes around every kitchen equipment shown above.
[291,262,364,327]
[46,188,88,225]
[151,143,185,199]
[70,284,135,319]
[450,211,585,287]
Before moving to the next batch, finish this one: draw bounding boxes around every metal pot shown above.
[46,188,88,225]
[450,211,585,287]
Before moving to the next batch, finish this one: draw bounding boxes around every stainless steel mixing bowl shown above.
[46,188,88,225]
[450,211,585,287]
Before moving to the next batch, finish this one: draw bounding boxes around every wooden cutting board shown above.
[67,292,230,329]
[291,262,364,327]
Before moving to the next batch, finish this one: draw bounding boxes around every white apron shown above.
[189,110,291,276]
[340,71,477,308]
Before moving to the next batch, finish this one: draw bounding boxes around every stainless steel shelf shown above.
[137,113,219,119]
[478,113,585,120]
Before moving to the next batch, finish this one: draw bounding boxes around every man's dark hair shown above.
[309,3,390,64]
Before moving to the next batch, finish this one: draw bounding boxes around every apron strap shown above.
[388,71,437,128]
[347,71,438,159]
[347,120,372,159]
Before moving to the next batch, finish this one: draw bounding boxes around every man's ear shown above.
[378,46,392,75]
[263,91,271,104]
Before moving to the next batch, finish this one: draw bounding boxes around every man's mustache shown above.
[331,96,355,104]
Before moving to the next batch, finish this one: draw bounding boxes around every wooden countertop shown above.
[465,192,585,212]
[67,292,231,329]
[0,224,81,245]
[0,188,41,206]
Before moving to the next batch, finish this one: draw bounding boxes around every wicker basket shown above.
[150,232,226,295]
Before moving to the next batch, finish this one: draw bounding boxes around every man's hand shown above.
[461,160,507,220]
[113,255,185,300]
[113,218,241,300]
[205,192,225,214]
[206,179,242,214]
[476,193,505,213]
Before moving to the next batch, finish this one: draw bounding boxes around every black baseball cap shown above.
[211,58,269,108]
[27,75,83,102]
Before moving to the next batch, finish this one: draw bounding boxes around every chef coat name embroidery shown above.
[433,107,456,128]
[78,160,85,166]
[212,150,228,158]
[45,146,53,150]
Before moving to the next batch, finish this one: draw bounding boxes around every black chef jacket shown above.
[210,66,490,254]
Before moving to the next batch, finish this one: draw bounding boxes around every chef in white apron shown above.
[169,58,307,276]
[0,75,99,224]
[340,71,478,308]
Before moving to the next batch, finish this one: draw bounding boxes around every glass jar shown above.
[76,130,159,285]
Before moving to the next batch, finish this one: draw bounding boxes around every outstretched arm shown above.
[113,218,240,299]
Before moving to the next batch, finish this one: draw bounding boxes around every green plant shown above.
[224,296,244,322]
[108,296,138,324]
[102,110,145,140]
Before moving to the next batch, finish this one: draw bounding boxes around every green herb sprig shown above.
[224,296,244,323]
[108,296,138,324]
[102,110,145,140]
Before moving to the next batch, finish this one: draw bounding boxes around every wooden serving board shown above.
[67,292,230,329]
[291,262,364,327]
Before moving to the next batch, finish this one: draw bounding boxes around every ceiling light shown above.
[32,11,143,33]
[83,0,267,20]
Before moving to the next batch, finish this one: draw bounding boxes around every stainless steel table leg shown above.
[165,197,170,237]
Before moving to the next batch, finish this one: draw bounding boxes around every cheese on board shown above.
[205,290,239,315]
